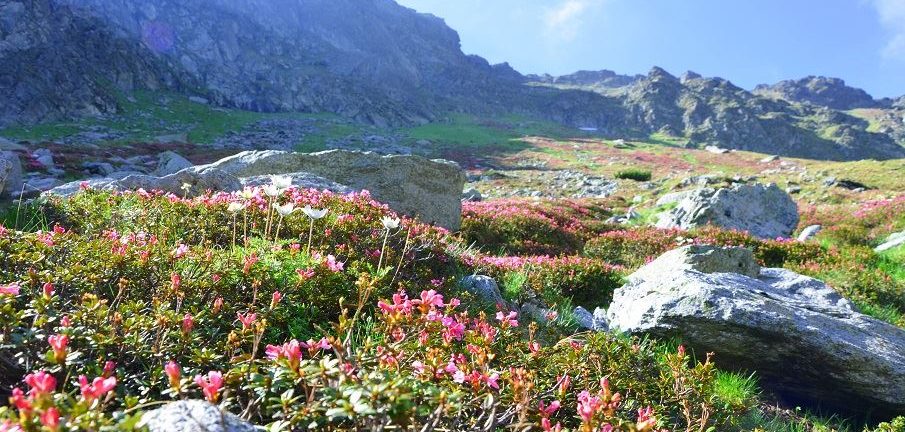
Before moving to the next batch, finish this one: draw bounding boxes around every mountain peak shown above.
[753,76,878,110]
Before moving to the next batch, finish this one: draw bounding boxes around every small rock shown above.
[139,400,256,432]
[797,225,822,242]
[32,148,54,168]
[153,151,194,176]
[592,307,609,331]
[760,155,779,163]
[704,145,730,154]
[459,275,504,306]
[573,306,594,330]
[81,161,116,177]
[875,231,905,252]
[188,96,209,105]
[462,188,482,202]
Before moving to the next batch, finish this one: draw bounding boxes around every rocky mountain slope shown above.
[1,0,905,161]
[530,67,905,160]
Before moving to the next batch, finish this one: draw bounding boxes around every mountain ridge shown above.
[1,0,904,161]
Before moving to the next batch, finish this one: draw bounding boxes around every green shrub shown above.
[615,169,653,182]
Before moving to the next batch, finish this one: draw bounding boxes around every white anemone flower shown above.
[274,202,296,217]
[380,216,400,230]
[263,184,282,197]
[180,183,192,192]
[271,175,293,190]
[240,189,256,200]
[227,202,245,213]
[301,206,328,220]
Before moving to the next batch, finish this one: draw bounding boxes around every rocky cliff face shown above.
[0,0,185,126]
[53,0,522,126]
[753,76,880,110]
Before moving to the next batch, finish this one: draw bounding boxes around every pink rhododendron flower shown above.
[42,282,54,298]
[414,289,444,309]
[182,314,194,334]
[266,340,304,370]
[325,255,344,272]
[237,312,257,329]
[0,282,20,296]
[296,268,315,281]
[194,371,224,402]
[172,243,189,259]
[78,375,117,402]
[165,361,181,389]
[24,371,56,396]
[495,311,519,327]
[48,334,68,363]
[271,291,283,309]
[243,253,259,274]
[39,407,60,431]
[103,361,116,377]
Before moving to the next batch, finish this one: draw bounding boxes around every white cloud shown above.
[872,0,905,60]
[544,0,602,42]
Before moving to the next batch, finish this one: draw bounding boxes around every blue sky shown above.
[395,0,905,98]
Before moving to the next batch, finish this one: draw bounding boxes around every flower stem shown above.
[231,214,237,251]
[274,216,284,244]
[377,229,390,273]
[306,218,314,255]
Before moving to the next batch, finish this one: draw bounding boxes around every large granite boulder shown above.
[140,400,255,432]
[604,244,905,418]
[198,150,466,230]
[655,183,799,239]
[0,151,23,197]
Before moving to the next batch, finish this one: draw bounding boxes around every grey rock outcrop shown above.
[153,151,193,176]
[605,244,905,418]
[140,400,255,432]
[655,183,799,239]
[198,150,465,230]
[0,151,23,197]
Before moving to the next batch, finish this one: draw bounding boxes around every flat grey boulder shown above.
[139,400,255,432]
[0,151,23,197]
[46,167,242,198]
[198,150,465,230]
[605,244,905,418]
[655,183,799,239]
